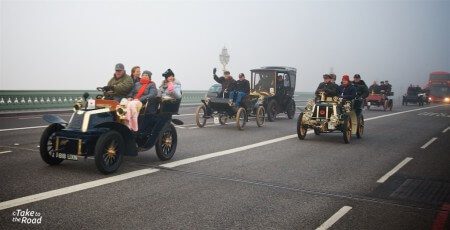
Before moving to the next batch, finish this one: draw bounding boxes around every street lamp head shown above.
[219,47,230,66]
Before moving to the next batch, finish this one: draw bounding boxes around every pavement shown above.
[0,102,449,229]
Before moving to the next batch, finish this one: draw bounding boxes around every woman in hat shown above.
[159,69,182,99]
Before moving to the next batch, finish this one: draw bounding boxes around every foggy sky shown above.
[1,0,449,93]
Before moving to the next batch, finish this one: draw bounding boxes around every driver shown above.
[104,63,133,101]
[315,74,339,98]
[276,75,285,96]
[229,73,250,107]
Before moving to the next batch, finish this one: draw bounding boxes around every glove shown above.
[103,86,113,91]
[213,68,217,75]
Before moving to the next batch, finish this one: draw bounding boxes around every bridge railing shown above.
[0,90,312,111]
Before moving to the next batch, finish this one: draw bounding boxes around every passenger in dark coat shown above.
[339,75,356,100]
[213,68,236,98]
[229,73,250,107]
[352,74,369,99]
[368,81,381,94]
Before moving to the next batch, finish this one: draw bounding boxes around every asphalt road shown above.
[0,102,449,229]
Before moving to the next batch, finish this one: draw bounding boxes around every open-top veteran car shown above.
[365,90,393,111]
[39,87,183,174]
[296,92,364,143]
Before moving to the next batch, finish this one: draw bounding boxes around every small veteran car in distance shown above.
[40,88,183,174]
[402,86,425,106]
[297,92,364,144]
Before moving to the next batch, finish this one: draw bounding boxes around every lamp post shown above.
[219,46,230,72]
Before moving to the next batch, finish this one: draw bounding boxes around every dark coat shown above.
[315,82,339,97]
[352,80,369,98]
[339,84,357,100]
[214,75,236,95]
[127,81,157,102]
[235,79,250,94]
[369,84,380,94]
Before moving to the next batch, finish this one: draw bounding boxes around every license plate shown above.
[56,153,78,161]
[328,123,335,130]
[367,102,371,106]
[213,116,220,124]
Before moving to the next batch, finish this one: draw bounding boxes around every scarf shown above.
[135,78,151,100]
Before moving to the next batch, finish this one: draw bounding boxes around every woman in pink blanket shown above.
[123,70,157,131]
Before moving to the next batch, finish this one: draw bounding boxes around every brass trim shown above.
[77,139,82,155]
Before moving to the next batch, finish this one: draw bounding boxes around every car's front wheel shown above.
[94,130,124,174]
[297,112,307,140]
[356,115,364,139]
[236,107,247,130]
[267,100,277,122]
[195,105,207,128]
[256,106,265,127]
[40,124,64,165]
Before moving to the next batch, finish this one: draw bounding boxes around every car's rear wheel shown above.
[286,99,296,119]
[267,100,277,122]
[389,100,393,111]
[383,100,388,111]
[356,115,364,139]
[155,123,177,161]
[95,130,124,174]
[343,115,351,144]
[297,112,307,140]
[256,106,265,127]
[40,124,64,165]
[236,107,247,130]
[195,105,207,128]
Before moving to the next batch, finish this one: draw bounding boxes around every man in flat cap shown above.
[104,63,133,101]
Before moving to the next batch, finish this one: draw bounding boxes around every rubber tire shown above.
[219,115,228,125]
[195,105,207,128]
[267,100,277,122]
[155,123,177,161]
[236,107,247,130]
[383,100,388,111]
[356,115,364,139]
[94,130,124,174]
[256,106,265,127]
[297,112,307,140]
[286,99,296,119]
[389,100,393,111]
[314,128,320,135]
[342,115,351,144]
[39,124,64,165]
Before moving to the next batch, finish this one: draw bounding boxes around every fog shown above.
[1,0,449,93]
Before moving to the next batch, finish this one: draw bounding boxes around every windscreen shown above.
[251,70,276,94]
[430,85,449,97]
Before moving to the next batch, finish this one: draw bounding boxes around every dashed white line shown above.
[316,206,352,230]
[377,157,413,183]
[442,127,450,133]
[0,150,12,155]
[0,168,159,211]
[421,137,438,149]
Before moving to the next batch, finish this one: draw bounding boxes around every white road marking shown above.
[0,126,47,132]
[18,116,43,120]
[0,151,12,155]
[0,168,159,211]
[173,113,195,117]
[316,206,352,230]
[443,127,450,133]
[377,157,413,183]
[421,137,438,149]
[0,105,443,210]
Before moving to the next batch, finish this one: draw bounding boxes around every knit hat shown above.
[354,74,361,79]
[323,74,331,79]
[342,75,350,82]
[142,70,152,77]
[162,69,174,78]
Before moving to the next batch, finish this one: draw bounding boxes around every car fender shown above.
[94,122,137,156]
[43,114,68,125]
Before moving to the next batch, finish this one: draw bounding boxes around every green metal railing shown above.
[0,90,313,112]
